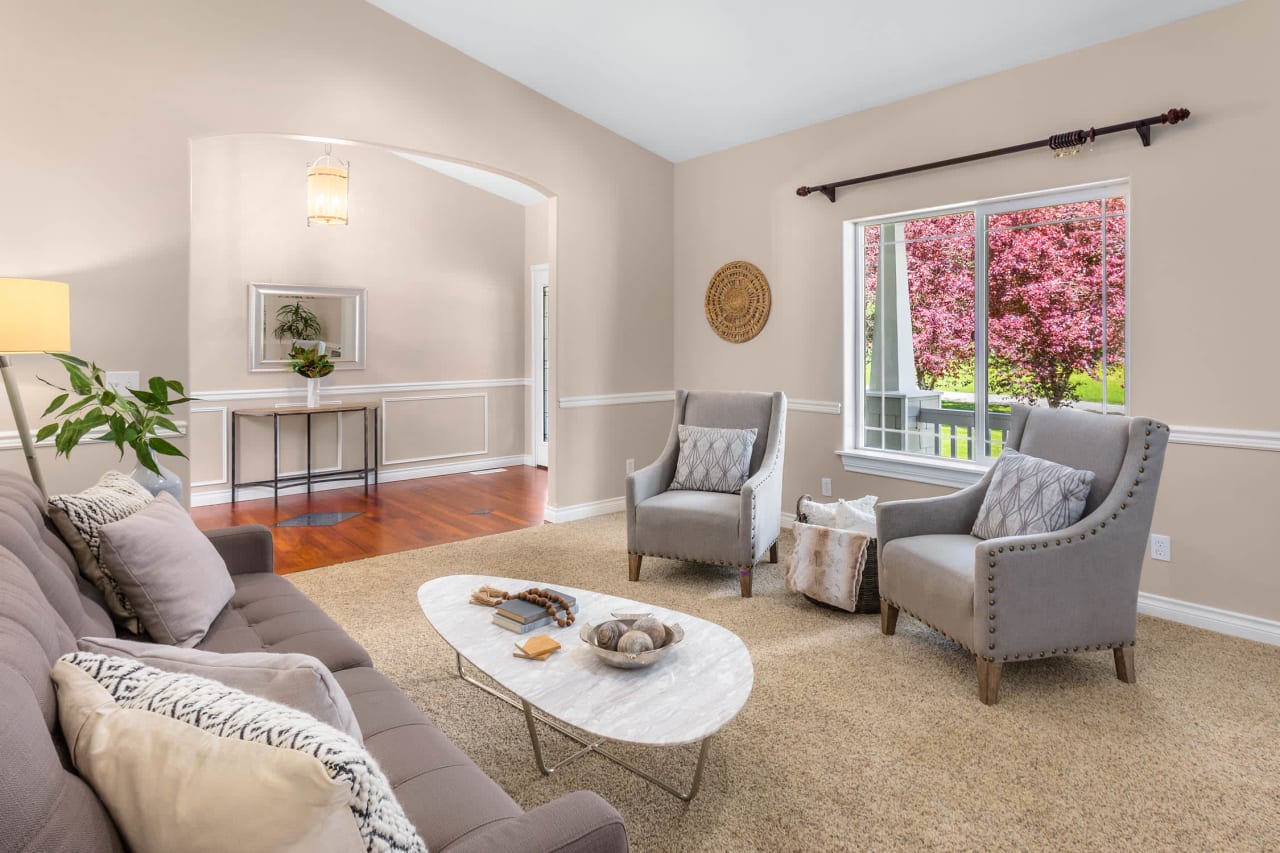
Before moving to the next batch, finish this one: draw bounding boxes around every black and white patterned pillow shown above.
[669,425,757,493]
[48,471,154,634]
[63,652,427,853]
[972,449,1095,540]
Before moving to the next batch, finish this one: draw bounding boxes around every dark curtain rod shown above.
[796,107,1190,202]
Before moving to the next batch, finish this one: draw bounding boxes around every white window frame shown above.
[838,179,1131,487]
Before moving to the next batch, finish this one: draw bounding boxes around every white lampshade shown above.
[307,153,349,226]
[0,278,71,354]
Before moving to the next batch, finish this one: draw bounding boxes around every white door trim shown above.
[531,264,550,468]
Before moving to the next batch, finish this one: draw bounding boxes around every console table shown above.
[230,404,379,505]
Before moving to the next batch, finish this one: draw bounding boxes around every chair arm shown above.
[973,421,1168,659]
[625,423,680,550]
[740,454,784,563]
[203,525,274,575]
[875,472,994,546]
[444,792,628,853]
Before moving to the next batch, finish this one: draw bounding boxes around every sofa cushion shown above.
[0,472,114,639]
[52,660,366,853]
[634,489,740,564]
[333,666,523,852]
[197,572,372,672]
[881,534,980,649]
[0,552,121,853]
[47,471,153,635]
[78,636,361,740]
[97,493,234,646]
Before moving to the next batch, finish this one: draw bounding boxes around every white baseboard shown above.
[1137,591,1280,647]
[190,454,533,506]
[544,496,625,523]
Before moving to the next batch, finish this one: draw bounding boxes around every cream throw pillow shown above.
[52,660,364,853]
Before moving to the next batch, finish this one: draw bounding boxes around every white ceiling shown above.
[368,0,1239,162]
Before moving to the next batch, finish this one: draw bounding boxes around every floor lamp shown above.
[0,279,71,500]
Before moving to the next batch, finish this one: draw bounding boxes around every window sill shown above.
[836,448,987,488]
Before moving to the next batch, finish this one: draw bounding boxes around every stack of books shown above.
[493,589,578,634]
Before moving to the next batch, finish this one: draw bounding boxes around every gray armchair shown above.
[876,404,1169,704]
[626,390,786,597]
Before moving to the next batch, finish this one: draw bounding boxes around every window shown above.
[841,181,1128,486]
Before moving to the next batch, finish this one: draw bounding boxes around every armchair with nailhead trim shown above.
[625,390,786,598]
[875,404,1169,704]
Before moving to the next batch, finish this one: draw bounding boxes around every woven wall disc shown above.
[705,261,771,343]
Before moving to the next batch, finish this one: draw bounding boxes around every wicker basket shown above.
[794,494,880,614]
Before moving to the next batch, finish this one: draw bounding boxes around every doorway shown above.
[530,263,550,468]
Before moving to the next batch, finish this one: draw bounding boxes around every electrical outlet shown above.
[821,478,832,497]
[625,458,635,475]
[105,371,140,396]
[1150,534,1171,562]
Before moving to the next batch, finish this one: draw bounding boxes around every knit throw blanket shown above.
[785,521,870,612]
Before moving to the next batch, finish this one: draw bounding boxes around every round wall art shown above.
[704,260,771,343]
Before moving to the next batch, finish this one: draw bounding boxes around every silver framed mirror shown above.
[248,282,366,372]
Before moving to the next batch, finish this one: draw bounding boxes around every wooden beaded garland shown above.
[500,586,575,627]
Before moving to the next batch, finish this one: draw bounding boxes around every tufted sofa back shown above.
[0,471,122,851]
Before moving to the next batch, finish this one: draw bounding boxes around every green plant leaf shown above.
[42,393,68,416]
[148,376,169,401]
[133,442,160,477]
[57,396,96,417]
[148,437,186,458]
[36,424,58,443]
[129,388,157,406]
[165,379,185,394]
[37,375,67,392]
[66,366,92,395]
[49,353,89,368]
[153,416,180,434]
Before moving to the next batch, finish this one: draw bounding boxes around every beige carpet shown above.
[290,514,1280,852]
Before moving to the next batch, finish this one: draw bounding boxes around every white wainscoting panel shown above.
[381,393,488,467]
[188,407,228,487]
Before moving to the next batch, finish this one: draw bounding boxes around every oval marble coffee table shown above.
[418,574,753,800]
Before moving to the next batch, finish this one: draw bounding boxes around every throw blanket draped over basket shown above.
[785,522,873,612]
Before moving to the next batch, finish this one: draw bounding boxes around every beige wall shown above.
[0,0,674,507]
[674,0,1280,620]
[187,135,528,497]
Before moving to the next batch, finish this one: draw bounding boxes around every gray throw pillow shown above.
[48,471,154,635]
[77,637,362,741]
[669,425,758,493]
[97,492,235,647]
[972,449,1095,540]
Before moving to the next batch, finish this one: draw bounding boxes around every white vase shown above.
[131,459,183,502]
[306,377,322,408]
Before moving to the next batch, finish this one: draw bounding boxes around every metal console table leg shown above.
[454,653,711,801]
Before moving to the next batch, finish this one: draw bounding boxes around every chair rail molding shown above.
[192,377,531,403]
[1167,425,1280,452]
[556,392,841,413]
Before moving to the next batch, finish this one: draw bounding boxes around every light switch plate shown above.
[104,371,140,396]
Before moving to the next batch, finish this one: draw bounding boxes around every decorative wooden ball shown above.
[592,621,626,651]
[631,616,667,648]
[616,630,655,655]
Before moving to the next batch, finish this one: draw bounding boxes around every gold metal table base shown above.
[455,652,712,801]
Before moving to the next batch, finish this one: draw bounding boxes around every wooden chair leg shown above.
[627,554,642,582]
[768,542,779,564]
[738,566,753,598]
[879,599,899,635]
[977,658,1002,705]
[1114,646,1136,684]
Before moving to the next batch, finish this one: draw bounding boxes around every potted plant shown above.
[289,345,334,407]
[272,300,324,352]
[37,353,195,499]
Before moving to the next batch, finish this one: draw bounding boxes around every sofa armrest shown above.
[203,525,274,576]
[444,791,628,853]
[972,420,1169,658]
[875,472,994,546]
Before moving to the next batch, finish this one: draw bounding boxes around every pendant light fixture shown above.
[307,144,349,226]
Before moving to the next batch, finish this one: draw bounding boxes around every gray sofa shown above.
[0,471,627,852]
[876,405,1170,705]
[625,390,786,597]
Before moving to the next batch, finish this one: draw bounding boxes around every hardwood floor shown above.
[192,466,547,574]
